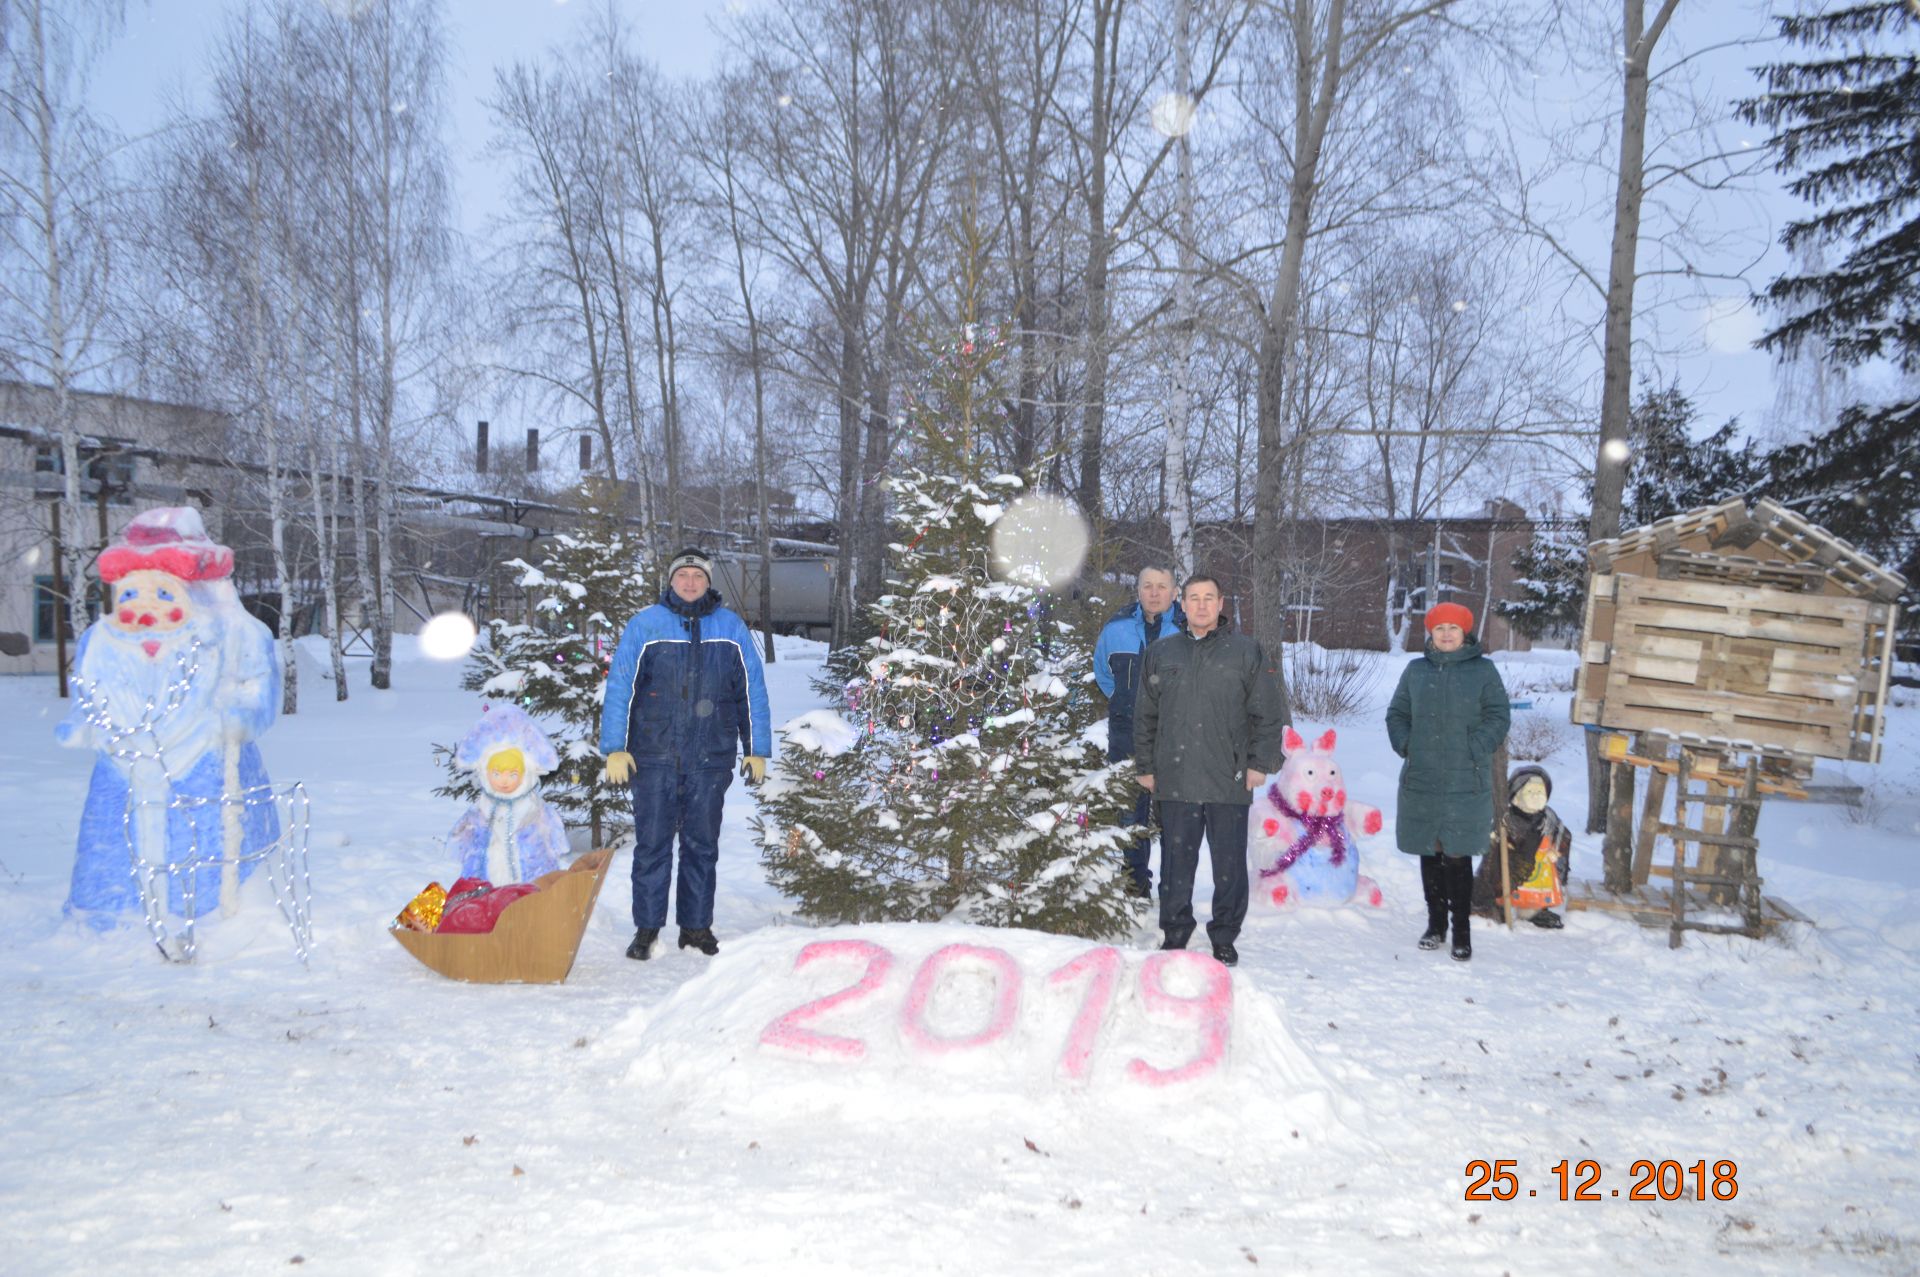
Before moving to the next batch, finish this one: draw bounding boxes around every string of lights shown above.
[71,636,314,965]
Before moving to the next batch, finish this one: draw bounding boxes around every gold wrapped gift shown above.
[394,882,448,933]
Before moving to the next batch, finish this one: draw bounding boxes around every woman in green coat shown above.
[1385,602,1511,961]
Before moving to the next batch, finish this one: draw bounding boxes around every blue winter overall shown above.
[1093,600,1183,893]
[600,588,771,930]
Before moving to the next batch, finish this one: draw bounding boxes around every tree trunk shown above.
[1163,0,1198,582]
[238,61,298,715]
[830,325,864,647]
[1251,0,1345,694]
[24,0,92,677]
[649,232,685,548]
[341,27,377,687]
[1585,0,1679,828]
[311,434,349,702]
[721,150,778,664]
[1076,0,1115,520]
[1587,0,1672,550]
[368,19,401,693]
[857,354,893,614]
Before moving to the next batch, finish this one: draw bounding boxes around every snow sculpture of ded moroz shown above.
[56,507,281,926]
[444,703,569,884]
[1247,727,1385,909]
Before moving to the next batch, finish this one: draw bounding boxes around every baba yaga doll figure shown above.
[446,704,569,885]
[1384,601,1511,961]
[1473,764,1571,929]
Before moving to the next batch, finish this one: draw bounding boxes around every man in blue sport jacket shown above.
[601,548,771,960]
[1093,566,1181,898]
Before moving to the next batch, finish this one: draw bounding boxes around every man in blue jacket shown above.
[601,549,771,960]
[1093,566,1181,899]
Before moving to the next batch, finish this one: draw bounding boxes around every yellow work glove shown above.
[603,751,635,784]
[740,755,768,786]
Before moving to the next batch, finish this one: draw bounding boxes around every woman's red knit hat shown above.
[1424,602,1475,633]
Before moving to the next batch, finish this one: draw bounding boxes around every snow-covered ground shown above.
[2,635,1918,1274]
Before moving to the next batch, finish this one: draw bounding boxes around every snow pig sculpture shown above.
[1248,726,1384,909]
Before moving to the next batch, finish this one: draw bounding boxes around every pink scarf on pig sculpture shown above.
[1258,784,1350,878]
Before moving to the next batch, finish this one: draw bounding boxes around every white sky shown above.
[86,0,1805,452]
[93,0,732,239]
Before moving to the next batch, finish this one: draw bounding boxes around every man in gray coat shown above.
[1134,574,1290,967]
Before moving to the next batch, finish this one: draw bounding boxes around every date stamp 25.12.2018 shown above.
[1464,1158,1740,1202]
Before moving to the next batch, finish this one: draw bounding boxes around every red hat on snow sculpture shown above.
[1423,601,1475,633]
[97,508,234,584]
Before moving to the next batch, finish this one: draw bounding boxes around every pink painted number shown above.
[1047,946,1122,1080]
[758,939,894,1060]
[899,943,1022,1054]
[1125,951,1234,1087]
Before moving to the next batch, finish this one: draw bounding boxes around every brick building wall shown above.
[1102,502,1540,653]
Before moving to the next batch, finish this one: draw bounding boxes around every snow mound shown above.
[611,923,1350,1141]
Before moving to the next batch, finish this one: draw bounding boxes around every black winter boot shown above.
[678,927,720,956]
[1445,855,1473,962]
[1417,855,1447,950]
[625,928,659,961]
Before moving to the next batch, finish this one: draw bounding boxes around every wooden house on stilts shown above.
[1567,498,1905,946]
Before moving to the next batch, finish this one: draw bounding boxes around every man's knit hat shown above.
[667,548,714,582]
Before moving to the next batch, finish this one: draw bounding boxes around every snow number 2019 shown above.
[759,940,1232,1086]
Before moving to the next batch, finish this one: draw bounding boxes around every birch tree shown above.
[145,4,316,712]
[0,0,127,690]
[1234,0,1468,676]
[1070,0,1245,521]
[720,0,964,642]
[606,51,698,546]
[1160,0,1199,580]
[281,0,454,693]
[484,61,626,489]
[689,90,778,661]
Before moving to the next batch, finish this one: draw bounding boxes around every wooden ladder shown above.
[1661,752,1765,949]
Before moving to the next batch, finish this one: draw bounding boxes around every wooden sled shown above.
[390,849,613,984]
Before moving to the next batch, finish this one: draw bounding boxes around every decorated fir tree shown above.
[436,481,654,847]
[753,322,1140,939]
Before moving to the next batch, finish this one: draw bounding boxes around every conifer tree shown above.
[435,480,654,847]
[1500,385,1763,637]
[753,321,1140,939]
[1498,520,1588,642]
[1738,2,1920,612]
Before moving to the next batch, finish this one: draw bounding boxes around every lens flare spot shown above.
[420,611,479,661]
[989,493,1089,590]
[1150,92,1197,138]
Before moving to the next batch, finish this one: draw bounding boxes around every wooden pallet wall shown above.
[1574,499,1906,765]
[1576,576,1889,763]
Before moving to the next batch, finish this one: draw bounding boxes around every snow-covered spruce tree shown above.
[1738,2,1920,623]
[435,481,654,847]
[1497,519,1587,642]
[754,324,1140,939]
